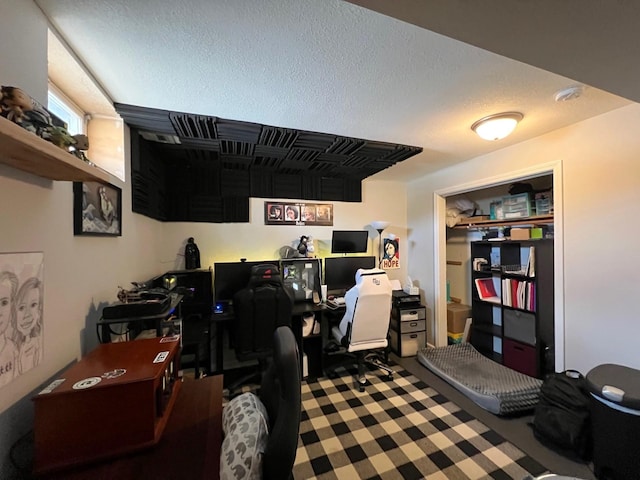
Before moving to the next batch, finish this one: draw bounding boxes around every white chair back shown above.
[338,268,392,352]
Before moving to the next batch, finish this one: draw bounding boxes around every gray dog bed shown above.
[417,343,543,415]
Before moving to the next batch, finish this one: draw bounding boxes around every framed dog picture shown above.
[73,181,122,236]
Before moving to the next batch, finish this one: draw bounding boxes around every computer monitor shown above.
[213,260,278,307]
[324,256,376,295]
[330,230,369,254]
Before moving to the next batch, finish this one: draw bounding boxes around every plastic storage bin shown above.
[586,363,640,480]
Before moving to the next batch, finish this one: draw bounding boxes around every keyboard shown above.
[326,296,345,309]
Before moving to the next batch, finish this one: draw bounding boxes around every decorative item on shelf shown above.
[296,235,315,257]
[41,125,75,150]
[471,112,523,141]
[0,85,65,138]
[70,134,94,165]
[370,220,390,267]
[184,237,201,269]
[1,85,51,134]
[297,235,308,256]
[279,236,315,259]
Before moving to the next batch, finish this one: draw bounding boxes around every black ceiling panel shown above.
[216,119,262,143]
[220,168,250,197]
[250,169,274,198]
[115,103,174,133]
[116,104,422,223]
[273,173,303,199]
[259,126,298,148]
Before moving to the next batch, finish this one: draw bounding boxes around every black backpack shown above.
[532,370,592,461]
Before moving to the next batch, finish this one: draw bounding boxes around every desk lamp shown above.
[370,221,390,267]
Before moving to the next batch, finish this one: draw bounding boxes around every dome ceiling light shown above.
[471,112,524,141]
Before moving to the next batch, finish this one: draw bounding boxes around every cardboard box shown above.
[510,227,530,240]
[447,303,471,334]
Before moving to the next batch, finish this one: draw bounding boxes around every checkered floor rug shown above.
[293,363,548,480]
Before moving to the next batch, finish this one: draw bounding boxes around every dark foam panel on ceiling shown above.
[116,103,422,223]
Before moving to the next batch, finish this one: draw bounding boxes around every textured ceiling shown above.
[348,0,640,105]
[38,0,632,183]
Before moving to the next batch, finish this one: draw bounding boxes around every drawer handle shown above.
[408,311,417,315]
[410,334,418,339]
[410,322,418,327]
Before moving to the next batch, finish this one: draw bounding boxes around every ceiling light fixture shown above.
[471,112,523,141]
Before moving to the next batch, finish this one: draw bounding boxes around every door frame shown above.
[433,160,565,372]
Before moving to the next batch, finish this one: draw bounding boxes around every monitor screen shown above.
[331,230,369,254]
[324,256,376,294]
[214,260,278,304]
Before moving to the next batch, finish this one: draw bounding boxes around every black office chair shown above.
[229,264,293,394]
[260,325,302,480]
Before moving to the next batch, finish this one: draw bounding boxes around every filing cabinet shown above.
[389,304,426,357]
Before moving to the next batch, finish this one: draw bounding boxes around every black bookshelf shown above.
[470,239,554,378]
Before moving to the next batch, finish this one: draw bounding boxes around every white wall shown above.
[157,180,409,286]
[408,103,640,374]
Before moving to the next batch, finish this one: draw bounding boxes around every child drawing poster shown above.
[381,237,400,269]
[0,252,44,389]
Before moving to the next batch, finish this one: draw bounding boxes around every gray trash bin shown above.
[586,363,640,480]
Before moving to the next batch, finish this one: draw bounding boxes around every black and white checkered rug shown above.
[293,364,547,480]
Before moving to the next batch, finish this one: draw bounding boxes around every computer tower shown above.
[280,258,322,303]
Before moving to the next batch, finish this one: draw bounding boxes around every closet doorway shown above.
[433,161,565,372]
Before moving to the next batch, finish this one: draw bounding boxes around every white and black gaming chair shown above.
[329,268,394,391]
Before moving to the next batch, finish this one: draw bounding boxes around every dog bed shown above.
[417,343,543,415]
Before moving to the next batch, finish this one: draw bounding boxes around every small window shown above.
[47,85,84,135]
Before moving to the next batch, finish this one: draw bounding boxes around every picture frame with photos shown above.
[264,202,333,226]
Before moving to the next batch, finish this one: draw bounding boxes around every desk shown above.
[293,302,344,379]
[209,302,344,379]
[39,375,223,480]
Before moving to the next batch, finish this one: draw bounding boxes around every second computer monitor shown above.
[324,256,376,295]
[213,260,279,307]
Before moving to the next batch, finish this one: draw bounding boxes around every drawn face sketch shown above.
[0,274,17,337]
[16,284,41,337]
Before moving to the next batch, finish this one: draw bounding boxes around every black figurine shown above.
[184,237,201,269]
[297,235,308,257]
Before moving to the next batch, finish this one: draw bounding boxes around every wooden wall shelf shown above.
[453,214,554,230]
[0,116,111,183]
